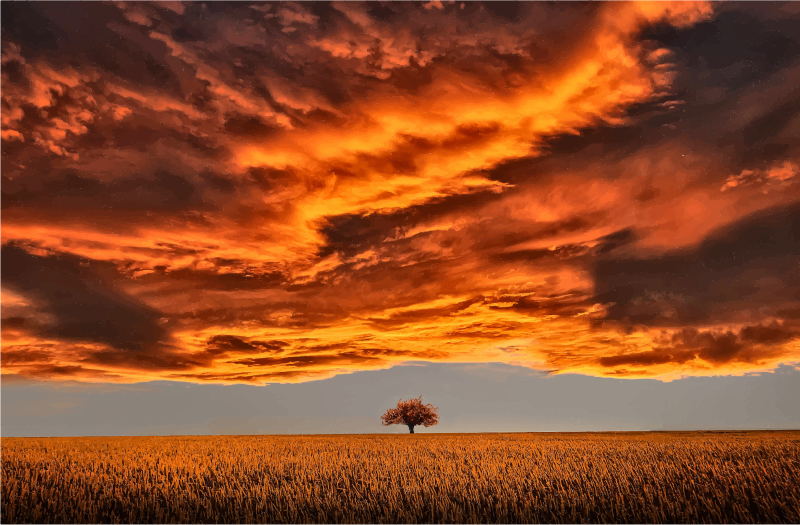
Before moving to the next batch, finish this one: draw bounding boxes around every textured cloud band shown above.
[2,1,799,383]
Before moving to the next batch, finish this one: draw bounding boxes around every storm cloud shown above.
[2,1,799,384]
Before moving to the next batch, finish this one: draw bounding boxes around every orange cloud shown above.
[3,1,800,385]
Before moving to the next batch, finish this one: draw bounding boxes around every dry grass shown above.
[2,431,799,523]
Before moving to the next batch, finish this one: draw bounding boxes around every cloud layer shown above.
[2,1,800,383]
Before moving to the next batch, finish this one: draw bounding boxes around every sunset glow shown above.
[3,1,800,385]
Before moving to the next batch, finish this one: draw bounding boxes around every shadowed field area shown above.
[2,431,799,523]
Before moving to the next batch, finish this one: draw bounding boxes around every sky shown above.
[3,363,800,437]
[2,1,800,435]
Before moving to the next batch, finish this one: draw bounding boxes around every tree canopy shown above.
[380,396,439,433]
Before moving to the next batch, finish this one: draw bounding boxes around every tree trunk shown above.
[408,424,415,434]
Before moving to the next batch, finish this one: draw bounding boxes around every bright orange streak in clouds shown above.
[3,1,800,385]
[236,1,712,243]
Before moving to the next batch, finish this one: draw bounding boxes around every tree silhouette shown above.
[380,396,439,434]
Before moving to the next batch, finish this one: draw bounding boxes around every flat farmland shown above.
[2,431,799,524]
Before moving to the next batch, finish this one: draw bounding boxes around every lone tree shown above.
[380,396,439,434]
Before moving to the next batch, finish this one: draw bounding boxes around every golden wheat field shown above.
[2,431,799,524]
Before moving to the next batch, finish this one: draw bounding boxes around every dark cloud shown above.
[318,191,503,259]
[493,246,582,265]
[1,244,168,352]
[482,2,524,23]
[599,322,798,369]
[596,229,638,255]
[1,349,54,365]
[739,323,799,345]
[80,348,200,372]
[200,170,236,193]
[205,335,289,356]
[12,364,121,380]
[234,352,380,368]
[365,2,399,22]
[132,267,287,292]
[1,2,194,94]
[498,294,593,319]
[0,2,69,53]
[742,91,800,148]
[367,297,483,330]
[646,4,800,170]
[599,349,695,368]
[1,168,211,216]
[647,6,800,87]
[223,115,280,138]
[169,302,348,331]
[204,2,260,16]
[594,202,800,326]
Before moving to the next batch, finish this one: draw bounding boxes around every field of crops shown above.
[2,431,799,524]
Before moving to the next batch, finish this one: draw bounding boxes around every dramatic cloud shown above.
[2,1,799,384]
